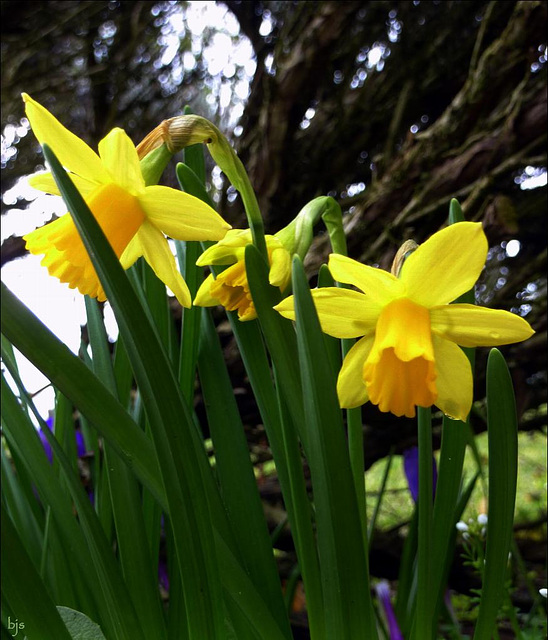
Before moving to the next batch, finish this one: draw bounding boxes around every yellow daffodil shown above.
[274,222,534,421]
[22,94,231,307]
[194,229,292,321]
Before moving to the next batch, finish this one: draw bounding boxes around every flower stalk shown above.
[415,405,434,640]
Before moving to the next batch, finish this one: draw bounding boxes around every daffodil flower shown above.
[22,94,231,307]
[194,229,291,321]
[275,222,534,421]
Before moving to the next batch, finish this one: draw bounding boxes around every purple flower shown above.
[37,414,94,504]
[39,415,89,463]
[158,559,169,593]
[375,581,404,640]
[38,416,54,463]
[75,429,86,457]
[403,446,437,503]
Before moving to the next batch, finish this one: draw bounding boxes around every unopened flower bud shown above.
[391,239,418,277]
[137,115,218,159]
[276,196,343,259]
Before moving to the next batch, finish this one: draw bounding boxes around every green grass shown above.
[365,429,547,532]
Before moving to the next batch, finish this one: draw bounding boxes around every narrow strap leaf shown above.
[197,307,293,638]
[473,348,519,640]
[291,255,377,639]
[1,506,73,640]
[1,284,166,510]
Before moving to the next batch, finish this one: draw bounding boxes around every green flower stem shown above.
[327,200,369,544]
[208,126,266,256]
[347,404,368,547]
[415,405,434,640]
[209,137,267,259]
[238,175,268,259]
[321,197,346,256]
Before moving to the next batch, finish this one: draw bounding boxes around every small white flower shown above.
[481,527,486,537]
[539,588,547,598]
[463,532,470,541]
[477,513,488,525]
[456,521,469,532]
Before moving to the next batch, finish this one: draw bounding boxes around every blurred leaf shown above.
[1,506,73,640]
[57,607,107,640]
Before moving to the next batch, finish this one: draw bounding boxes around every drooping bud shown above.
[276,196,345,260]
[137,116,218,158]
[391,239,418,277]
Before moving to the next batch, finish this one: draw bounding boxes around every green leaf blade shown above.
[473,348,519,640]
[291,255,377,640]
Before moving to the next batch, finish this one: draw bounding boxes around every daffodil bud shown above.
[137,114,247,196]
[137,115,217,158]
[391,239,418,277]
[276,196,344,259]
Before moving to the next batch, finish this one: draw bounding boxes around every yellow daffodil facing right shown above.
[275,222,534,421]
[194,229,292,321]
[21,94,231,307]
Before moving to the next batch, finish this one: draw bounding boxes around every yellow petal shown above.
[337,335,374,408]
[120,234,143,270]
[272,295,295,319]
[208,261,256,320]
[432,335,473,422]
[138,186,231,241]
[22,93,108,183]
[400,222,487,307]
[84,183,145,258]
[25,212,90,268]
[98,128,145,194]
[268,246,292,289]
[430,304,534,347]
[373,298,434,361]
[137,221,191,307]
[327,254,404,305]
[363,297,437,418]
[275,288,380,339]
[24,182,145,300]
[28,171,98,197]
[195,229,252,266]
[30,227,104,299]
[194,273,219,307]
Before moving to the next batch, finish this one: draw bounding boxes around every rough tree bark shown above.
[223,0,547,458]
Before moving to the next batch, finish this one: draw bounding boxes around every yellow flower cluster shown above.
[22,96,534,421]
